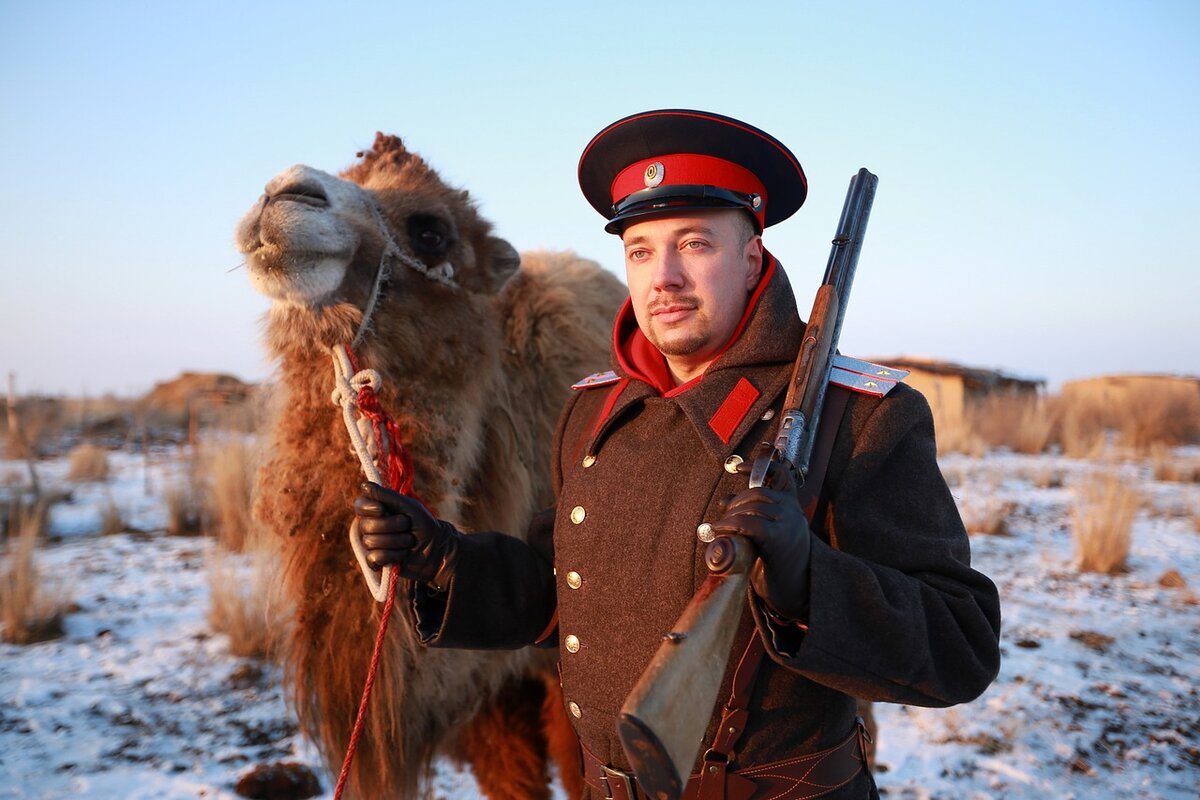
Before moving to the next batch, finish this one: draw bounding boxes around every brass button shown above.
[761,408,775,421]
[582,455,596,468]
[724,455,743,474]
[570,506,586,524]
[565,634,580,653]
[697,522,715,543]
[569,701,582,718]
[566,570,582,589]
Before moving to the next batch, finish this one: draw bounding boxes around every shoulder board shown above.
[829,355,909,398]
[571,370,620,390]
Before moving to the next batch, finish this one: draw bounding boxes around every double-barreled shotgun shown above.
[616,168,880,800]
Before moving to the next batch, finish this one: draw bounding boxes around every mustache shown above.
[648,295,700,313]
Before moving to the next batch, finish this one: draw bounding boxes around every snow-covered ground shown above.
[2,447,1198,798]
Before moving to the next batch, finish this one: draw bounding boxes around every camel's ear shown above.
[487,236,521,290]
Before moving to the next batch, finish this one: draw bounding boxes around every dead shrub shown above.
[99,495,124,536]
[953,477,1015,535]
[3,493,52,542]
[970,394,1057,455]
[199,437,259,552]
[1116,384,1200,451]
[1057,398,1108,459]
[1073,472,1138,573]
[1028,462,1064,489]
[1057,378,1200,455]
[959,496,1015,536]
[165,481,203,535]
[1,508,68,644]
[66,442,111,482]
[936,418,985,457]
[1149,443,1200,483]
[207,527,286,659]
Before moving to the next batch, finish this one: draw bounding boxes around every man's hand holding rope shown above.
[354,482,461,592]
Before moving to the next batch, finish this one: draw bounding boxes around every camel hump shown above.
[497,249,627,394]
[571,370,620,390]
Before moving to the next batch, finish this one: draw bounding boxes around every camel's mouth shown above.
[244,243,352,306]
[236,164,375,307]
[244,243,352,275]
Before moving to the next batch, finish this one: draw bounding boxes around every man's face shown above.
[622,209,763,384]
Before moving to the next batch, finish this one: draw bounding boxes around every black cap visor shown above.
[605,184,762,234]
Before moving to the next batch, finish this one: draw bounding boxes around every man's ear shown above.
[744,235,765,291]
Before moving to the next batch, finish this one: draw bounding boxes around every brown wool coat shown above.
[412,260,1002,799]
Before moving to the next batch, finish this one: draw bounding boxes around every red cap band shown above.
[610,153,768,223]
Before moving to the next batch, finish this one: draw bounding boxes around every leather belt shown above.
[581,722,869,800]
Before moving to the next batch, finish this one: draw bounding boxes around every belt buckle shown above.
[600,764,638,799]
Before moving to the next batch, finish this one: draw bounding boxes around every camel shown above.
[235,133,627,799]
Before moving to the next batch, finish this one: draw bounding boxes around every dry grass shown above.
[3,394,67,461]
[206,527,287,659]
[1,505,68,644]
[1149,443,1200,483]
[1073,472,1138,573]
[970,395,1057,455]
[199,438,259,552]
[164,481,203,536]
[1057,380,1200,455]
[66,442,110,482]
[1054,393,1110,458]
[99,495,124,536]
[1116,384,1200,451]
[1027,462,1065,489]
[936,419,985,457]
[960,497,1016,536]
[937,380,1199,458]
[953,476,1016,535]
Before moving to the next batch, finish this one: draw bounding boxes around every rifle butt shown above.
[617,536,755,799]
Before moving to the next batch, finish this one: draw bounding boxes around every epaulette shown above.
[571,370,621,390]
[829,355,908,397]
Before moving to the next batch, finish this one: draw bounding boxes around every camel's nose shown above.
[264,166,330,208]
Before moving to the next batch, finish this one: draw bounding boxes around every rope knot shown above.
[351,368,382,394]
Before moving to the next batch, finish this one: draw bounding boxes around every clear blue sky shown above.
[1,1,1196,396]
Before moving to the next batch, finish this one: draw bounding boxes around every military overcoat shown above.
[411,257,1002,799]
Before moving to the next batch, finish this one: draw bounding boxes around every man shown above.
[356,109,1002,799]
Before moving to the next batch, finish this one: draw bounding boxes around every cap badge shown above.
[644,161,665,188]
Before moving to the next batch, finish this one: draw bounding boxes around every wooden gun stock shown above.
[617,536,754,800]
[617,169,879,800]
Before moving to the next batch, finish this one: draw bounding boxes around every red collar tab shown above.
[708,377,761,444]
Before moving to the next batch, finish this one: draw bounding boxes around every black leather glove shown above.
[354,482,461,591]
[709,460,812,621]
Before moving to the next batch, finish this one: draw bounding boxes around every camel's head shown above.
[236,133,520,311]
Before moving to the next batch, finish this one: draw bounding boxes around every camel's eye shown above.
[407,214,453,259]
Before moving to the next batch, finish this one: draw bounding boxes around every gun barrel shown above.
[784,168,878,474]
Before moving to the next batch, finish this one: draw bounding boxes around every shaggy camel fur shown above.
[236,133,626,799]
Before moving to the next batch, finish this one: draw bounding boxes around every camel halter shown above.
[336,197,453,601]
[326,198,451,799]
[350,201,457,349]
